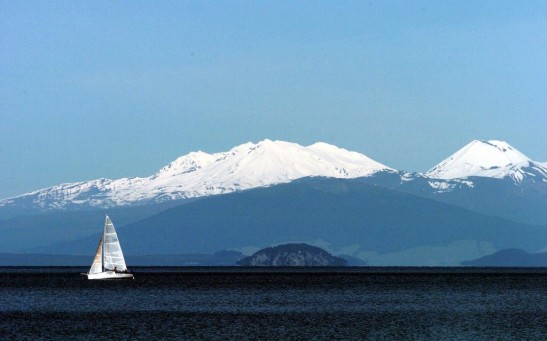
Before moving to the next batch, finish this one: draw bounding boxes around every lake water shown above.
[0,267,545,340]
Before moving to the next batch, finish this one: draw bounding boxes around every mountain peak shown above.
[155,150,216,178]
[426,140,532,179]
[1,140,393,210]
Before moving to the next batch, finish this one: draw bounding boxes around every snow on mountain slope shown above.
[0,139,393,210]
[426,140,547,182]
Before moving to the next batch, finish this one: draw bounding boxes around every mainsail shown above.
[88,237,103,274]
[102,216,128,271]
[85,215,133,280]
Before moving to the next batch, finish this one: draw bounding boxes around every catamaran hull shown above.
[85,271,134,280]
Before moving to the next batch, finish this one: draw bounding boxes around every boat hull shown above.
[85,271,134,280]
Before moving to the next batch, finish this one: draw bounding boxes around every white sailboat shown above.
[84,215,134,280]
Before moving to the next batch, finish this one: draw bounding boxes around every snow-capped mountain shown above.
[426,140,547,183]
[0,139,393,210]
[1,138,544,224]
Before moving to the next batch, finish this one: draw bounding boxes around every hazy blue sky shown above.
[1,1,546,199]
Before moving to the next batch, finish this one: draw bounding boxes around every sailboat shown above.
[84,215,134,280]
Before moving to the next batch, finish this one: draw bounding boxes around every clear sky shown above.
[1,1,546,199]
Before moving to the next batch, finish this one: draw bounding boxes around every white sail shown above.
[88,237,103,274]
[102,216,128,271]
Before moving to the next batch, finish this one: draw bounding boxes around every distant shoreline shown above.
[1,266,546,274]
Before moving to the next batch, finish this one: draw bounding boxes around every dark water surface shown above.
[0,267,545,340]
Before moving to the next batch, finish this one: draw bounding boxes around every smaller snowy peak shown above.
[426,140,537,180]
[307,142,393,172]
[308,142,344,153]
[154,151,216,178]
[308,142,362,159]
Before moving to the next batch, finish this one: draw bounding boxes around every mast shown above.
[102,215,107,272]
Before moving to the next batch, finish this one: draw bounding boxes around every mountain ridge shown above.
[34,177,545,265]
[461,248,547,267]
[0,139,393,211]
[1,139,545,225]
